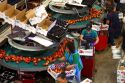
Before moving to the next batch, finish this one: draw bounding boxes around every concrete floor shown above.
[94,47,119,83]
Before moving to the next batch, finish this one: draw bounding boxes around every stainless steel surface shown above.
[49,4,88,14]
[8,38,44,51]
[0,25,11,44]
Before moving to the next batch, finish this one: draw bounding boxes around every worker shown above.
[106,6,121,46]
[122,21,125,52]
[59,40,83,83]
[80,23,99,48]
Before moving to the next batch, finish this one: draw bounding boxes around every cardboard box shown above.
[78,49,93,56]
[37,17,52,30]
[47,63,76,80]
[80,78,92,83]
[25,9,35,19]
[3,6,20,25]
[28,5,48,25]
[0,1,12,12]
[16,10,28,23]
[4,6,21,18]
[117,60,125,83]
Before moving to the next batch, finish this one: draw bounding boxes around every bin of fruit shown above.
[47,62,76,80]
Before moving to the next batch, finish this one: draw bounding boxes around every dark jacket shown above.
[114,0,120,3]
[122,23,125,51]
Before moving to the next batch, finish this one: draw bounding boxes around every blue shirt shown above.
[81,29,98,40]
[64,50,83,82]
[64,50,83,70]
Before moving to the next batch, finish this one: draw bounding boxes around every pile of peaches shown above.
[3,54,41,65]
[0,50,6,59]
[66,8,102,24]
[43,38,70,66]
[49,67,63,73]
[0,39,70,66]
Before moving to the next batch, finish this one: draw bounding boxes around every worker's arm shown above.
[106,13,111,25]
[94,36,99,45]
[66,64,76,71]
[106,20,110,25]
[80,30,85,41]
[58,56,66,61]
[93,30,99,45]
[80,35,84,41]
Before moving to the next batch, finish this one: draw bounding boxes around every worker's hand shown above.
[90,43,95,46]
[80,35,83,41]
[94,42,97,46]
[59,56,66,61]
[80,37,83,41]
[66,64,76,71]
[93,41,98,46]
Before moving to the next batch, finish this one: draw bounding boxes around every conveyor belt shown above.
[49,4,89,14]
[8,38,58,52]
[0,60,47,72]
